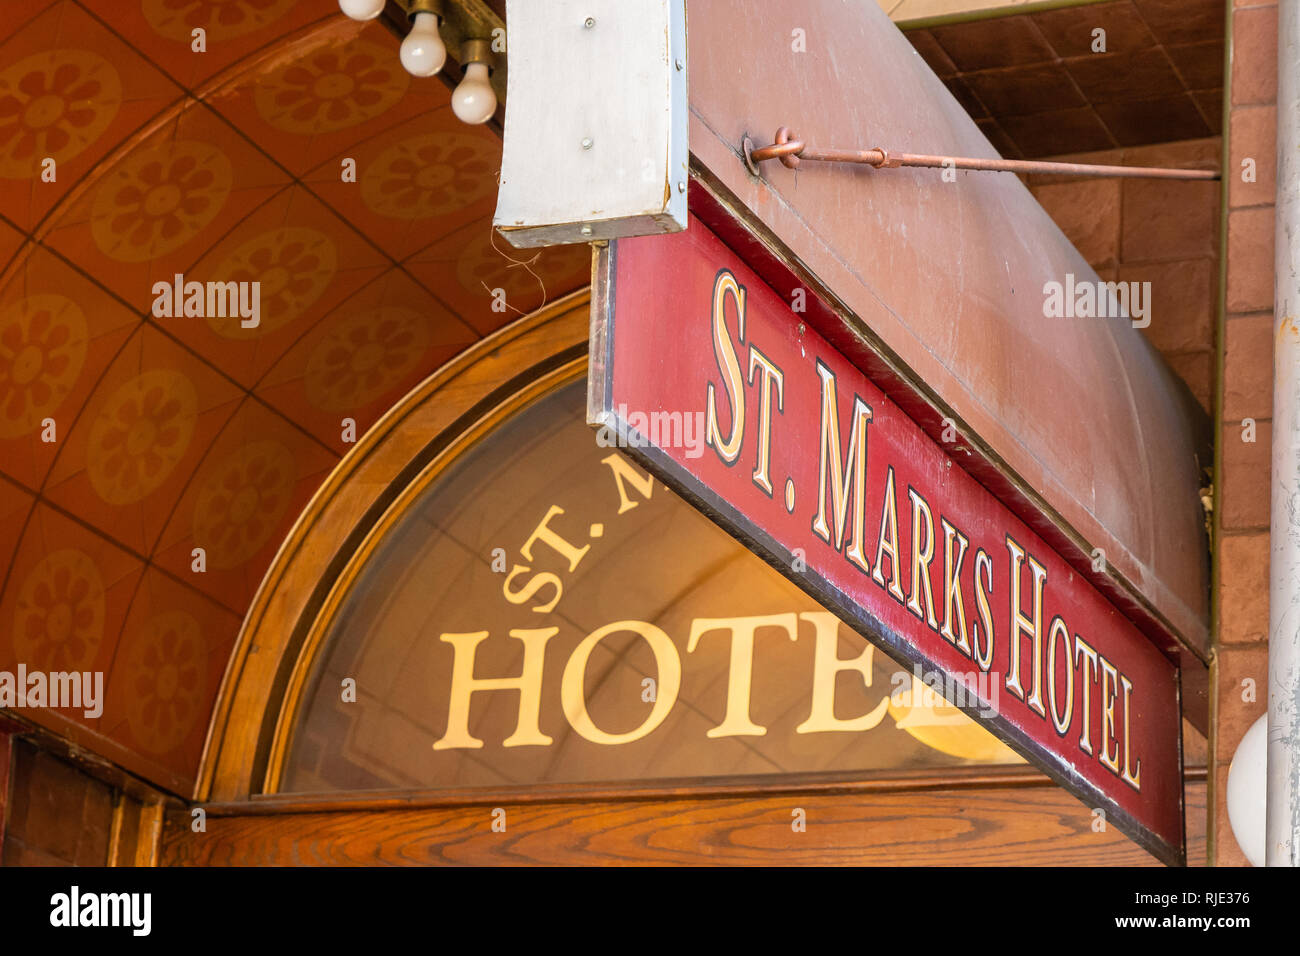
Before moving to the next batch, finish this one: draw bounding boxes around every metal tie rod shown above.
[746,127,1220,181]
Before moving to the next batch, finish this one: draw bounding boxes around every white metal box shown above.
[494,0,688,247]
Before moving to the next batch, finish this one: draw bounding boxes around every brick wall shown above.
[1027,138,1221,412]
[1212,0,1277,867]
[1022,2,1284,865]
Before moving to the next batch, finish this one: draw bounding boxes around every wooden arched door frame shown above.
[179,289,1203,865]
[197,291,590,804]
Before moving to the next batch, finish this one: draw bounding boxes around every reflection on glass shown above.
[281,380,1021,793]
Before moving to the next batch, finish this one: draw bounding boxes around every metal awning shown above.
[685,0,1211,701]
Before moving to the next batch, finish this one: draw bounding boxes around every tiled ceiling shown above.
[877,0,1045,22]
[0,0,589,795]
[905,0,1225,158]
[0,0,1231,801]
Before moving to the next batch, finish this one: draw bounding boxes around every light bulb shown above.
[400,12,446,76]
[1226,713,1267,866]
[338,0,385,21]
[452,62,496,124]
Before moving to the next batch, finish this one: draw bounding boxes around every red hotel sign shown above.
[588,211,1185,864]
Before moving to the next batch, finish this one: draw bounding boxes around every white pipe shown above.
[1268,0,1300,867]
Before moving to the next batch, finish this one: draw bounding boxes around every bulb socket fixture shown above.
[459,37,493,71]
[403,0,445,20]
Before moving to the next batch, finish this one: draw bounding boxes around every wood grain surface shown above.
[162,780,1206,866]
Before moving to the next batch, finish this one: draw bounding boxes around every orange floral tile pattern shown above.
[0,4,592,796]
[121,609,206,755]
[0,293,87,438]
[41,101,291,314]
[161,184,389,389]
[362,132,497,221]
[254,40,408,135]
[0,50,121,179]
[41,323,243,558]
[0,245,140,491]
[90,140,232,262]
[254,268,476,453]
[80,0,327,91]
[152,397,338,615]
[85,369,198,506]
[209,225,336,338]
[0,3,186,233]
[11,547,105,673]
[191,437,295,570]
[304,108,501,261]
[206,18,448,179]
[141,0,297,43]
[100,567,240,791]
[405,224,592,335]
[456,231,591,310]
[303,306,431,412]
[0,503,142,688]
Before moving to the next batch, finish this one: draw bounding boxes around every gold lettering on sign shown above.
[1121,675,1142,790]
[1004,535,1047,717]
[1099,654,1122,774]
[1046,615,1074,736]
[972,548,996,672]
[502,565,562,613]
[434,628,556,750]
[940,518,972,655]
[1074,635,1099,756]
[795,611,890,734]
[810,361,872,574]
[705,270,746,463]
[747,347,784,496]
[871,466,907,604]
[906,488,939,630]
[501,505,595,614]
[501,459,654,617]
[560,620,681,745]
[521,505,590,571]
[601,453,654,514]
[686,613,799,737]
